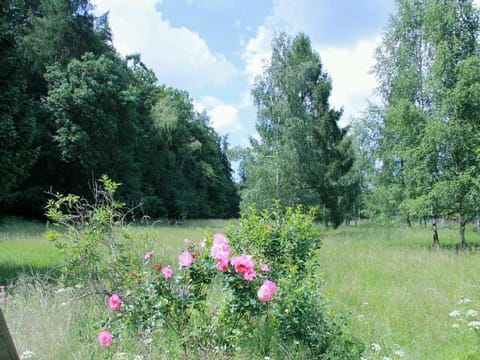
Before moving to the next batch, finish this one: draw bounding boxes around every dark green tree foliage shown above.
[241,33,355,226]
[0,2,37,195]
[1,0,239,219]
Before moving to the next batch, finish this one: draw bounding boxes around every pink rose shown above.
[257,279,277,302]
[108,293,122,310]
[210,243,231,261]
[97,330,113,346]
[244,269,257,280]
[230,254,255,279]
[178,251,193,267]
[216,258,229,271]
[260,263,270,272]
[144,251,154,260]
[161,266,173,280]
[213,233,229,246]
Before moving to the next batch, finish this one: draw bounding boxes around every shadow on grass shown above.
[0,263,60,286]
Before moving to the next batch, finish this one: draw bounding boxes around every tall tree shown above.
[0,1,37,195]
[365,0,480,247]
[240,33,355,226]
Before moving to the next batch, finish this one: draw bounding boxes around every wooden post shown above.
[0,308,19,360]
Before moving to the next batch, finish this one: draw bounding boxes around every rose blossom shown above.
[216,258,229,271]
[144,251,154,260]
[230,254,255,279]
[161,266,173,280]
[108,293,122,310]
[260,263,270,272]
[257,279,277,301]
[244,269,257,280]
[178,251,193,267]
[97,330,113,346]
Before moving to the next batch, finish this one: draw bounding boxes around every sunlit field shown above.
[2,218,480,359]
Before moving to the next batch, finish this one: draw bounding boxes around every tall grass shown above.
[319,223,480,359]
[3,218,480,359]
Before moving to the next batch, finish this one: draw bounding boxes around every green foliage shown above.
[226,203,362,358]
[45,175,138,293]
[227,202,321,276]
[0,2,38,195]
[274,269,364,359]
[361,0,480,247]
[240,32,357,227]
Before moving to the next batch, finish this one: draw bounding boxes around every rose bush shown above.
[98,233,277,356]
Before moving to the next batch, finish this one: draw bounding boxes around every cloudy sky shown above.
[91,0,397,148]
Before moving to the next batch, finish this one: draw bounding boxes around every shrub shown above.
[45,175,138,294]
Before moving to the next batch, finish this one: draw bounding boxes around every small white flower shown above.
[263,357,271,360]
[452,323,460,329]
[133,356,144,360]
[20,351,35,360]
[371,343,381,352]
[394,349,405,357]
[74,284,83,289]
[466,309,478,317]
[143,338,153,345]
[458,298,472,305]
[468,321,480,329]
[449,310,461,317]
[294,340,300,345]
[383,357,392,360]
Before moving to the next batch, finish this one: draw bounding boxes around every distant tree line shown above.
[353,0,480,247]
[0,0,239,219]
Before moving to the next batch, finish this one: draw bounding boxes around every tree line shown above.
[3,0,480,242]
[353,0,480,247]
[0,0,239,219]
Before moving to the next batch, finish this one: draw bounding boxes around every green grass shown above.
[3,218,480,359]
[319,223,480,360]
[0,217,63,284]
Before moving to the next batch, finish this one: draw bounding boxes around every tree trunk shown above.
[0,308,19,360]
[459,215,467,249]
[431,207,440,249]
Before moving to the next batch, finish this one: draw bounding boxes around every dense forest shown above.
[3,0,480,245]
[0,0,239,219]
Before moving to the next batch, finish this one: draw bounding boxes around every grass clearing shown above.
[2,218,480,358]
[319,223,480,359]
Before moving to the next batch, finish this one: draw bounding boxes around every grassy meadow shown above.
[1,217,480,359]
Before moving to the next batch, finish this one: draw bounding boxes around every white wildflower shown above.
[20,351,35,359]
[458,298,472,305]
[20,350,35,360]
[449,310,461,317]
[468,321,480,329]
[143,338,153,345]
[371,343,381,352]
[452,323,460,329]
[466,309,478,317]
[394,349,405,357]
[383,357,392,360]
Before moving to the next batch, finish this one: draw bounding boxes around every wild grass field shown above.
[1,217,480,359]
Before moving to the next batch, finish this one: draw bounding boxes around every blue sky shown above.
[92,0,396,150]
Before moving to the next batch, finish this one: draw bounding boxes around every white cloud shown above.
[317,37,380,126]
[92,0,237,91]
[193,96,242,135]
[242,25,273,83]
[210,104,242,134]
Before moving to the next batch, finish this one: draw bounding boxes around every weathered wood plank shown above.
[0,308,19,360]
